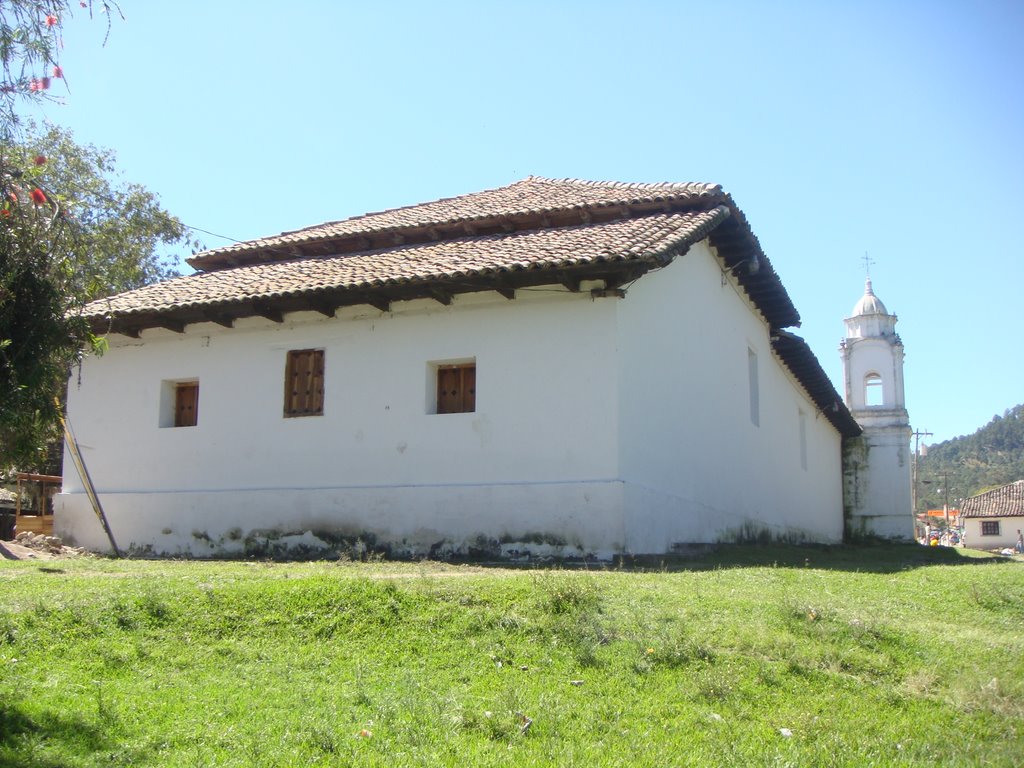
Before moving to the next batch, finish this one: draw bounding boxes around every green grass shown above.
[0,544,1021,766]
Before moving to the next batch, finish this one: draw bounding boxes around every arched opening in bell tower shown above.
[864,373,884,407]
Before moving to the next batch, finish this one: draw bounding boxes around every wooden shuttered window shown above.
[284,349,325,417]
[174,383,199,427]
[437,364,475,414]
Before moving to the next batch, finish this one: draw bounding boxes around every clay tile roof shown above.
[83,209,728,322]
[188,176,726,268]
[83,175,801,333]
[959,480,1024,518]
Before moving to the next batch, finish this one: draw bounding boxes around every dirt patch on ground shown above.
[0,533,91,561]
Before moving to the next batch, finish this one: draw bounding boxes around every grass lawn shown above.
[0,544,1021,767]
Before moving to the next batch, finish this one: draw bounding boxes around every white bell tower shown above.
[840,277,913,539]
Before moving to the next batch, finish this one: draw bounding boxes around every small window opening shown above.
[865,373,884,406]
[174,382,199,427]
[436,363,476,414]
[285,349,325,417]
[981,520,1000,537]
[160,379,199,428]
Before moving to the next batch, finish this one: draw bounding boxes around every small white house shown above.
[57,177,871,558]
[960,480,1024,550]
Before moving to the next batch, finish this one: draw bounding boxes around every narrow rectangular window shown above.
[284,349,325,417]
[981,520,1000,536]
[437,363,476,414]
[748,348,759,427]
[174,382,199,427]
[798,409,808,470]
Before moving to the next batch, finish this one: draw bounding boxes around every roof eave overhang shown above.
[86,258,660,339]
[184,197,801,332]
[771,330,861,438]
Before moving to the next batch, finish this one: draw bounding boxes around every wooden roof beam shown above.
[362,294,392,313]
[558,273,582,292]
[253,303,284,324]
[603,265,648,290]
[203,311,235,329]
[428,287,453,306]
[312,301,337,318]
[156,319,186,334]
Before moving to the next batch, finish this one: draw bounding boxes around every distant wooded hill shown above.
[917,404,1024,512]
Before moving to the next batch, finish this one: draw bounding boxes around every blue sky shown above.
[34,0,1024,446]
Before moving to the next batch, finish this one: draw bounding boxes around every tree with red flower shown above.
[0,1,134,469]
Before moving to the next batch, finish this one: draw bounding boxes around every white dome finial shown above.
[852,276,887,317]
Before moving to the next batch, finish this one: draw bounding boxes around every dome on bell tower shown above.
[851,277,888,317]
[845,276,896,340]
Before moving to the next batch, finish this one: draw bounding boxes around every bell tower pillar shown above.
[840,277,913,539]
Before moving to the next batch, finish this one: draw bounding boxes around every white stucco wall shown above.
[57,239,847,557]
[59,289,627,557]
[614,241,845,548]
[962,518,1023,551]
[842,423,914,540]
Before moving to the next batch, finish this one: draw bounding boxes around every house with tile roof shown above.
[56,177,875,558]
[960,480,1024,550]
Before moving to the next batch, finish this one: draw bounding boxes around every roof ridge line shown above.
[190,177,732,268]
[528,175,724,194]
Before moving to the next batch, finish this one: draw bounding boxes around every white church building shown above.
[55,177,912,558]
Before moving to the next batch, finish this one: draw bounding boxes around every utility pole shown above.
[911,429,933,529]
[940,470,950,531]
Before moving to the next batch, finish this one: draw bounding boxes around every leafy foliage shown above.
[0,3,193,469]
[17,123,197,299]
[0,1,120,139]
[919,404,1024,510]
[0,171,94,467]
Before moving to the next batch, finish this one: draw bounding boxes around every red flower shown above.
[8,192,17,203]
[30,188,47,205]
[45,15,59,27]
[1,208,10,218]
[52,65,63,78]
[80,1,86,7]
[40,77,50,89]
[33,155,47,166]
[29,80,40,92]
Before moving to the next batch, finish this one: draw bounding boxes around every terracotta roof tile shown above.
[959,480,1024,518]
[83,209,726,320]
[190,176,726,267]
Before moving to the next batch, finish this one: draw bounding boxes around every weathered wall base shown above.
[56,476,842,559]
[56,481,627,559]
[843,428,913,540]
